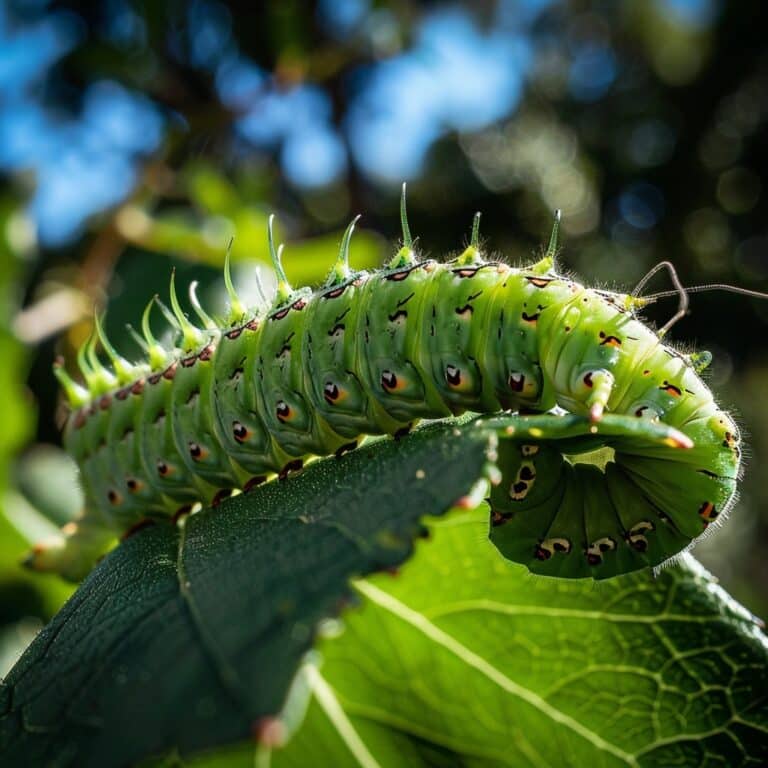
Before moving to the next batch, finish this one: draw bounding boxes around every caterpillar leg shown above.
[23,515,116,582]
[575,368,615,422]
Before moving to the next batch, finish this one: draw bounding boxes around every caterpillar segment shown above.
[32,194,740,581]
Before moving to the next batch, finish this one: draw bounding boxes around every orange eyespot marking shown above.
[107,489,123,506]
[276,401,292,422]
[698,502,719,524]
[642,369,651,376]
[323,381,342,404]
[521,311,540,324]
[381,370,399,392]
[660,381,682,397]
[189,442,208,461]
[232,421,250,443]
[126,478,143,494]
[526,277,552,288]
[598,331,622,347]
[445,365,462,387]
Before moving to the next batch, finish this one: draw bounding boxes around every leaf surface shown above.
[193,512,768,768]
[0,421,495,767]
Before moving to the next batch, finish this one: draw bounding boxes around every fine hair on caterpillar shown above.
[30,185,760,581]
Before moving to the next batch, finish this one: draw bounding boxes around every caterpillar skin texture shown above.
[35,228,740,581]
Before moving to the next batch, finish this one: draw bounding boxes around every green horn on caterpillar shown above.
[456,212,483,266]
[268,214,293,306]
[388,182,417,269]
[223,238,248,324]
[325,215,362,287]
[169,269,206,352]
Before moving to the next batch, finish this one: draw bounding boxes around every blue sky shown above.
[0,0,719,245]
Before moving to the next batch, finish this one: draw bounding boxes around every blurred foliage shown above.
[0,0,766,668]
[0,201,73,671]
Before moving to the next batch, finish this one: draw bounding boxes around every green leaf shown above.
[0,420,495,767]
[3,415,766,767]
[190,512,768,768]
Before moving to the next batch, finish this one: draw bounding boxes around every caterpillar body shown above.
[32,200,741,581]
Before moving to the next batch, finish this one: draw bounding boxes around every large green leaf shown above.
[189,511,768,768]
[0,420,496,767]
[2,415,767,767]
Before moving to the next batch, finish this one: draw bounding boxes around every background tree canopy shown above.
[0,0,766,695]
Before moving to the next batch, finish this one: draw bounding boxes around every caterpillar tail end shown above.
[23,519,116,582]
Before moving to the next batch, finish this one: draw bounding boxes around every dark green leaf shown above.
[0,420,495,767]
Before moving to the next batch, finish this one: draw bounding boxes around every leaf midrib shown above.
[354,580,639,768]
[176,519,252,711]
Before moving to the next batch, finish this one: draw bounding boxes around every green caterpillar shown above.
[29,191,741,581]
